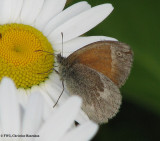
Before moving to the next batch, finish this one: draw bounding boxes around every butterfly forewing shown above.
[67,41,133,87]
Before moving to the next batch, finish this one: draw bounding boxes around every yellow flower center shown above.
[0,24,54,89]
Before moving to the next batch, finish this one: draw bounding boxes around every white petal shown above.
[35,83,56,120]
[43,1,91,36]
[38,83,55,107]
[30,83,54,121]
[45,73,69,105]
[35,0,67,30]
[42,98,54,121]
[17,88,29,108]
[61,121,98,141]
[37,96,82,141]
[20,0,44,25]
[54,36,117,57]
[22,92,43,135]
[76,110,90,124]
[48,4,113,43]
[30,85,41,94]
[0,0,12,24]
[18,88,27,95]
[10,0,23,22]
[0,78,20,134]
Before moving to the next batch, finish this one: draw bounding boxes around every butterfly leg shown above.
[53,80,65,108]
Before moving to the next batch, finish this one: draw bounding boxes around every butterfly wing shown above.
[64,63,122,124]
[67,41,133,88]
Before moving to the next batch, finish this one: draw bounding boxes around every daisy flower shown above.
[0,0,117,122]
[0,78,98,141]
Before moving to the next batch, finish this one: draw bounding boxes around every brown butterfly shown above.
[56,41,133,124]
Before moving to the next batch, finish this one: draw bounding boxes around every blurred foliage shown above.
[93,100,160,141]
[68,0,160,140]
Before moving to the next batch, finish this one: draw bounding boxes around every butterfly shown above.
[56,41,133,124]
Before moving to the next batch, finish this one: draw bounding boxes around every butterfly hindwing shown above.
[64,63,122,123]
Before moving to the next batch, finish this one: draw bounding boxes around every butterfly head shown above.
[56,54,66,65]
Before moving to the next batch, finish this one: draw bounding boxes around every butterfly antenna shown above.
[34,50,55,60]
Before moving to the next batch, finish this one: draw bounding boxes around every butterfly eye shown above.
[116,51,123,57]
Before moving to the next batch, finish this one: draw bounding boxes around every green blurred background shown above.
[67,0,160,140]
